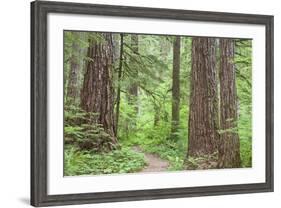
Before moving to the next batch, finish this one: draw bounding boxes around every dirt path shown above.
[132,146,169,172]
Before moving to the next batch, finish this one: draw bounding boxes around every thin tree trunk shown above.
[80,33,117,147]
[187,37,218,157]
[217,39,241,168]
[171,36,181,139]
[115,34,124,136]
[126,34,139,134]
[77,32,88,97]
[67,32,80,103]
[128,34,139,114]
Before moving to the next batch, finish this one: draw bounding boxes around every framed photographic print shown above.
[31,0,274,207]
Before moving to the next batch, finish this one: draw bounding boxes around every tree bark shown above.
[80,33,117,146]
[217,39,241,168]
[187,37,218,157]
[115,34,124,136]
[171,36,181,139]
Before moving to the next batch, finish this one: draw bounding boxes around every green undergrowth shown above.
[238,104,252,167]
[120,118,188,171]
[142,141,186,171]
[64,145,146,176]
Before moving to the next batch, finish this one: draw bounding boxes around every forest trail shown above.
[132,146,169,172]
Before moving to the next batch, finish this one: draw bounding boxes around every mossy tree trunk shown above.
[171,36,181,139]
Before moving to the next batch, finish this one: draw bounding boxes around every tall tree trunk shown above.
[115,34,124,136]
[67,33,80,103]
[80,33,117,146]
[187,37,218,157]
[128,34,139,114]
[217,39,241,168]
[171,36,181,139]
[126,34,139,134]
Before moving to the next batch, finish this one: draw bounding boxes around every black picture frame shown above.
[31,0,274,207]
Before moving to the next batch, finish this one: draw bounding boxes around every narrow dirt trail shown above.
[132,146,169,172]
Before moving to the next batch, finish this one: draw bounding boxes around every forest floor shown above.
[132,146,169,172]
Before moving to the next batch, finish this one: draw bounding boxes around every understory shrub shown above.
[64,146,146,176]
[64,103,117,152]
